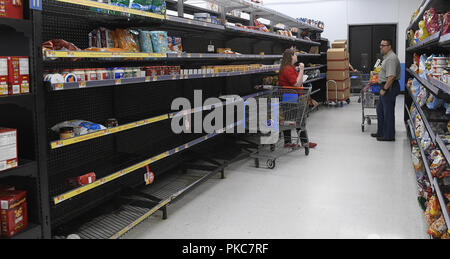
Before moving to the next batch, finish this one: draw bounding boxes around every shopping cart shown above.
[361,84,380,132]
[350,72,370,102]
[249,86,312,169]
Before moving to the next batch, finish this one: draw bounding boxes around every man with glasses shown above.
[371,39,401,141]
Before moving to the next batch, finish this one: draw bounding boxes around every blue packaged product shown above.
[149,31,169,53]
[139,30,154,53]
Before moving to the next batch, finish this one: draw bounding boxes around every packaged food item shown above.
[149,31,169,53]
[424,7,440,36]
[0,0,24,20]
[18,57,29,94]
[418,20,429,41]
[112,67,125,79]
[415,115,424,139]
[106,118,118,128]
[417,86,428,107]
[0,128,17,172]
[428,215,447,238]
[113,29,139,52]
[412,146,423,172]
[442,12,450,36]
[425,195,441,225]
[7,57,20,95]
[151,0,166,15]
[138,30,154,53]
[85,69,98,81]
[51,120,106,137]
[99,27,115,48]
[421,132,431,151]
[42,39,81,52]
[426,94,443,110]
[44,73,65,84]
[89,29,101,48]
[429,149,445,177]
[124,67,133,78]
[59,127,74,140]
[437,169,450,179]
[72,69,85,82]
[172,37,183,52]
[0,190,27,237]
[0,57,8,95]
[66,172,97,188]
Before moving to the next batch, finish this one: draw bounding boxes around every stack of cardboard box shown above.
[326,40,350,102]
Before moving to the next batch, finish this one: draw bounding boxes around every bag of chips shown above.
[424,7,441,36]
[428,215,447,238]
[425,195,441,225]
[443,12,450,36]
[138,30,154,53]
[149,31,169,53]
[426,94,443,110]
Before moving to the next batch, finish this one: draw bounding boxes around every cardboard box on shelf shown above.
[332,40,348,49]
[7,57,20,95]
[0,128,18,172]
[327,78,351,91]
[327,48,348,60]
[0,57,8,96]
[327,59,349,70]
[0,0,24,20]
[328,87,350,101]
[0,190,28,237]
[327,70,350,81]
[19,57,29,94]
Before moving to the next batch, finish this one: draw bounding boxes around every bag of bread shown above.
[114,29,139,52]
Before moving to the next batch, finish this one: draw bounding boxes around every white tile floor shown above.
[124,95,429,239]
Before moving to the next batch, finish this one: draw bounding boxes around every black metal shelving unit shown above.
[21,0,329,239]
[0,0,46,239]
[404,0,450,238]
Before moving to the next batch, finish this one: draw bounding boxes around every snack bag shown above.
[426,94,443,110]
[114,29,139,52]
[428,215,447,238]
[443,12,450,36]
[149,31,169,53]
[425,195,441,225]
[415,115,424,139]
[173,37,183,52]
[424,7,441,35]
[412,146,423,172]
[138,30,154,53]
[416,86,428,107]
[51,120,106,137]
[152,0,166,15]
[418,20,429,41]
[132,0,152,11]
[429,149,445,177]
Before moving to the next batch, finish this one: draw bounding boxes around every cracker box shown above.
[19,57,29,94]
[0,57,8,96]
[0,0,24,20]
[0,190,28,237]
[7,57,20,95]
[0,128,18,172]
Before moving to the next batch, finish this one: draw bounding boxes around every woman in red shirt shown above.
[279,48,317,149]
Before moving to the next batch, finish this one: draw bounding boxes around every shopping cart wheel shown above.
[305,147,310,156]
[266,159,276,169]
[254,158,259,168]
[346,99,351,104]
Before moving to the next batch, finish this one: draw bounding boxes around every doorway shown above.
[348,24,397,73]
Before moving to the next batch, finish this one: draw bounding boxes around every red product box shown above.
[7,56,20,95]
[19,57,29,94]
[0,57,8,96]
[66,172,96,188]
[0,128,18,172]
[0,190,28,237]
[0,0,24,20]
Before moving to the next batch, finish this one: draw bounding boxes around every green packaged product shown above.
[152,0,166,15]
[132,0,153,11]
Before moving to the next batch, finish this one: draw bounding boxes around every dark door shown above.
[349,24,397,73]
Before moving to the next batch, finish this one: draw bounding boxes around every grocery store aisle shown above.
[125,95,429,239]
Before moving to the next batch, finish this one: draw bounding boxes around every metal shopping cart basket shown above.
[361,84,380,132]
[249,86,312,169]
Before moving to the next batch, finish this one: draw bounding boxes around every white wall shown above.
[263,0,423,62]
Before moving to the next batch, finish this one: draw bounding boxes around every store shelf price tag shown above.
[79,82,86,88]
[115,79,122,85]
[145,76,151,82]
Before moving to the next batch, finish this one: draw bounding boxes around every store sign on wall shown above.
[30,0,42,10]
